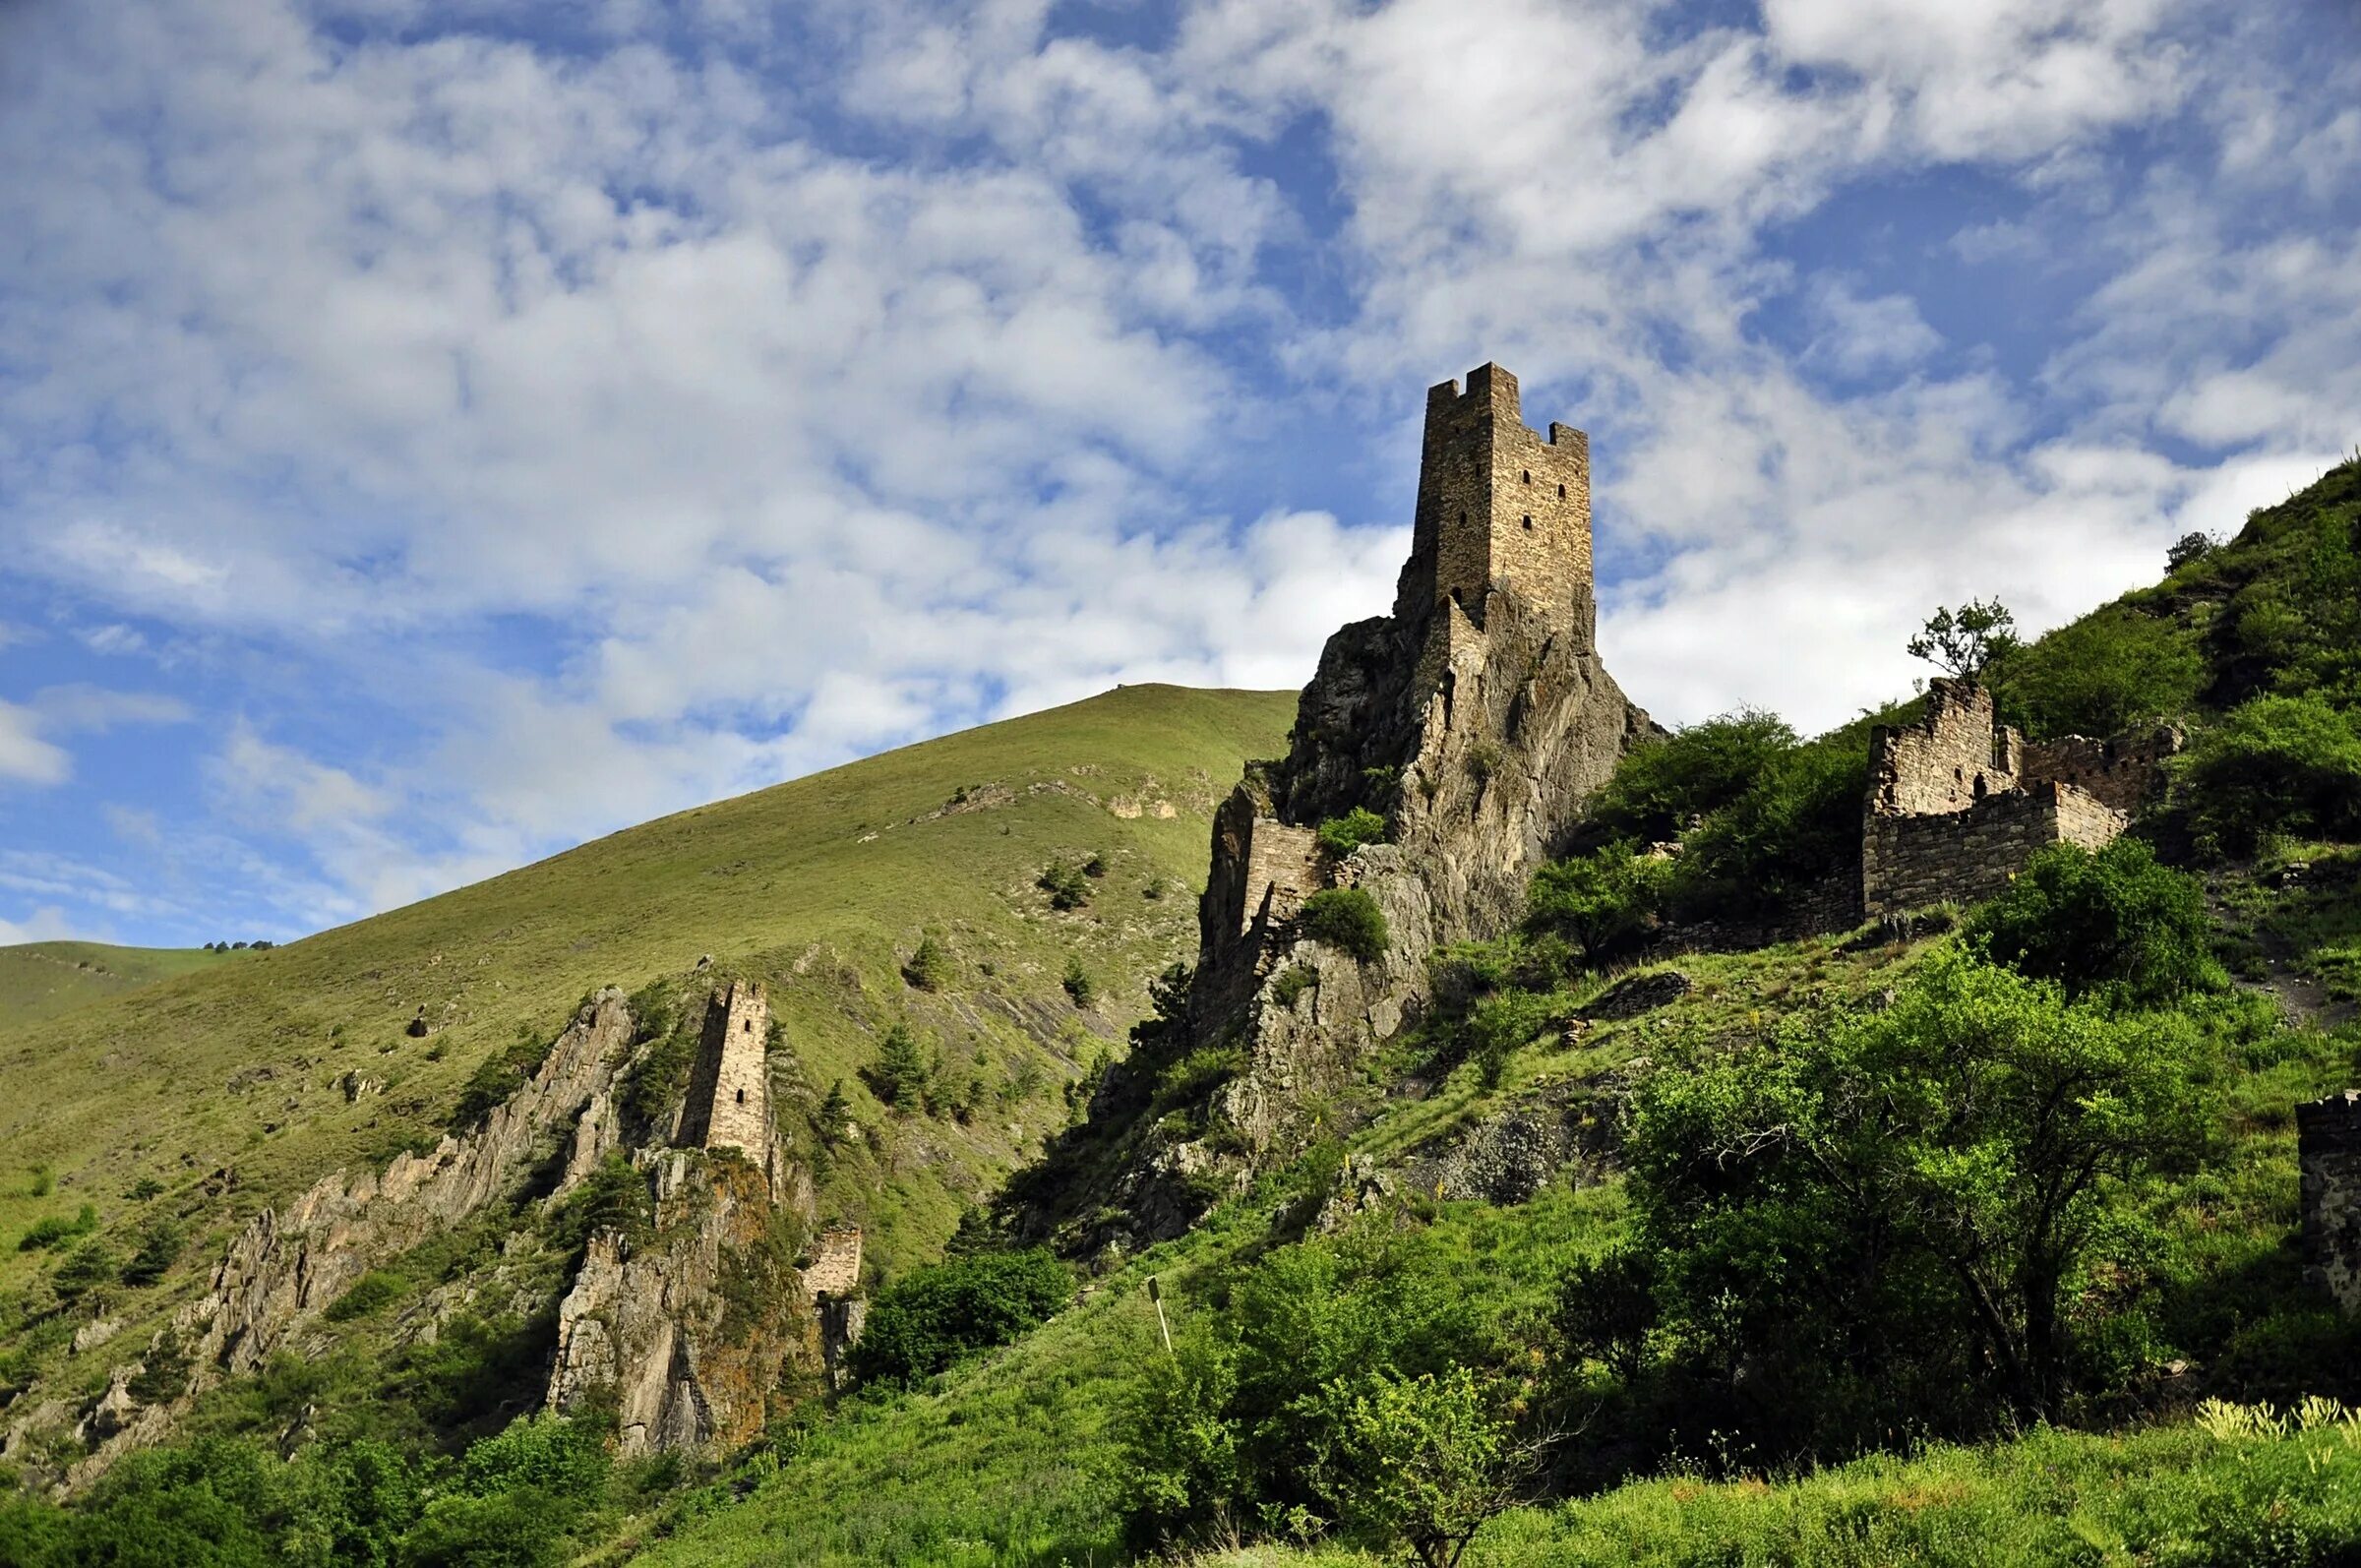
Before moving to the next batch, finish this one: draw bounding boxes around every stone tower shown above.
[677,979,772,1159]
[1396,362,1594,635]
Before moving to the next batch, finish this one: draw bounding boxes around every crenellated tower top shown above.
[1394,363,1594,634]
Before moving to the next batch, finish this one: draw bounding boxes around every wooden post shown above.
[1147,1274,1174,1355]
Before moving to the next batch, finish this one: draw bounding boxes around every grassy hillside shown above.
[0,684,1292,1307]
[0,944,248,1030]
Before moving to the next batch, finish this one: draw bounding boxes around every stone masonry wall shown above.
[1867,679,2020,816]
[801,1226,863,1298]
[1863,782,2126,916]
[2021,726,2183,815]
[677,980,771,1160]
[1400,364,1592,634]
[2299,1091,2361,1313]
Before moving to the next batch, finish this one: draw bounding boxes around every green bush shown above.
[1118,1223,1514,1556]
[1583,708,1796,844]
[1316,808,1389,860]
[847,1248,1071,1386]
[1301,887,1390,961]
[1987,605,2206,741]
[1672,731,1865,917]
[18,1204,97,1252]
[452,1027,554,1131]
[549,1153,655,1256]
[1269,963,1318,1009]
[2183,693,2361,856]
[1038,859,1092,911]
[1526,843,1668,965]
[324,1269,411,1323]
[1967,838,2225,1008]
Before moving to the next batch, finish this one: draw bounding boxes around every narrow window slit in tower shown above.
[1557,483,1566,498]
[1522,515,1533,529]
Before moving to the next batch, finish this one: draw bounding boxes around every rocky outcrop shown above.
[1074,366,1651,1245]
[1316,1077,1622,1229]
[546,1149,821,1456]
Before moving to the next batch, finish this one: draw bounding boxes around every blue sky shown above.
[2,0,2357,947]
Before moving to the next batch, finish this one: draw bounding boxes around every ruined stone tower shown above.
[1075,362,1650,1242]
[1396,363,1594,635]
[677,980,771,1159]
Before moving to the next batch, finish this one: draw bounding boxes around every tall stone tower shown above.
[1396,363,1594,634]
[677,979,772,1159]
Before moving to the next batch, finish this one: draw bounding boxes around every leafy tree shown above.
[1061,956,1097,1008]
[871,1023,933,1110]
[2166,530,2219,571]
[847,1248,1071,1386]
[1525,843,1668,966]
[1625,950,2212,1423]
[2182,693,2361,856]
[1316,808,1389,860]
[1301,888,1390,961]
[1582,709,1797,844]
[1909,598,2021,680]
[1967,838,2224,1008]
[1553,1246,1659,1382]
[901,935,955,992]
[1313,1366,1531,1568]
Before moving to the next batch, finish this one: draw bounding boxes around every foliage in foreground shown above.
[0,1415,624,1568]
[1965,837,2225,1008]
[1620,948,2215,1433]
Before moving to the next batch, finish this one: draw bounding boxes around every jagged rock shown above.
[337,1070,384,1103]
[70,1318,122,1355]
[546,1150,821,1456]
[1317,1079,1621,1228]
[57,991,637,1489]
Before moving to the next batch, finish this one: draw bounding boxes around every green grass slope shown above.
[0,944,248,1030]
[0,684,1293,1303]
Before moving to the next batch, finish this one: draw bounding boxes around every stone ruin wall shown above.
[2300,1091,2361,1314]
[1867,680,2020,816]
[677,979,771,1160]
[2021,727,2182,815]
[1863,783,2124,916]
[1858,679,2167,918]
[800,1226,863,1298]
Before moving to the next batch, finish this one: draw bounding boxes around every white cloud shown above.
[0,906,85,945]
[0,703,71,786]
[2,0,2355,935]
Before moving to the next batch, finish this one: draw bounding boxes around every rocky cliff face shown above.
[11,980,830,1488]
[546,1149,820,1456]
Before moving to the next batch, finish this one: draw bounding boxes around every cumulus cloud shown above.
[0,0,2355,936]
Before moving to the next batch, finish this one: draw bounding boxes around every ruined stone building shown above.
[675,978,780,1192]
[2300,1091,2361,1314]
[1860,679,2179,918]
